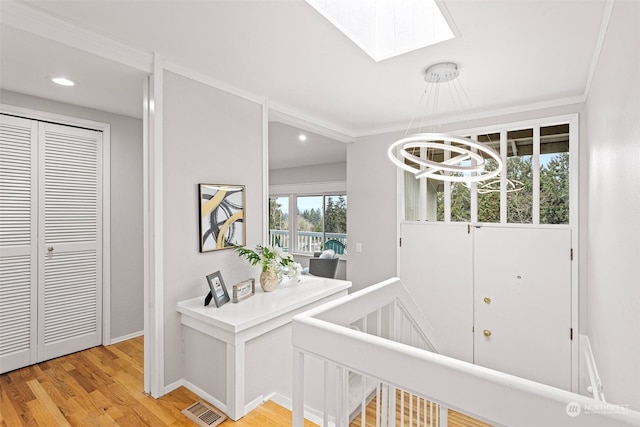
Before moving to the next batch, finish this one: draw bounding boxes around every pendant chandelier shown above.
[388,63,503,183]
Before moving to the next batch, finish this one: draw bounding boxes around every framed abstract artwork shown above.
[199,184,246,252]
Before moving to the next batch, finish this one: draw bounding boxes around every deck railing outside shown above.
[292,277,640,427]
[268,230,346,254]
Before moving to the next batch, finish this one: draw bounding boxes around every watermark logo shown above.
[566,402,581,417]
[566,401,629,418]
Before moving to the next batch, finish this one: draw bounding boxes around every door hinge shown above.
[570,328,573,340]
[399,237,402,247]
[467,224,471,234]
[570,248,573,260]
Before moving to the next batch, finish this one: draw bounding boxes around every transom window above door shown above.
[404,115,576,226]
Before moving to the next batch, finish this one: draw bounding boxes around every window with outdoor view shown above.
[268,194,347,255]
[269,196,289,251]
[296,195,347,254]
[403,117,573,225]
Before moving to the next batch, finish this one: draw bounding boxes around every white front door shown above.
[400,222,473,362]
[473,226,572,390]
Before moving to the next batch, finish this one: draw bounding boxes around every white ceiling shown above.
[269,121,347,170]
[0,0,609,167]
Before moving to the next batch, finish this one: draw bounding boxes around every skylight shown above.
[305,0,455,62]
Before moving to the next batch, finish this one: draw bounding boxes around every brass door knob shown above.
[483,297,491,304]
[483,329,492,337]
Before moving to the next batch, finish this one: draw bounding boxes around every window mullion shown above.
[444,140,451,222]
[322,195,326,245]
[470,133,478,224]
[500,130,507,224]
[289,194,295,252]
[533,126,541,225]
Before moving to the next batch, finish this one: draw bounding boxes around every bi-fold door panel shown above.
[0,115,102,374]
[38,122,102,362]
[0,115,38,373]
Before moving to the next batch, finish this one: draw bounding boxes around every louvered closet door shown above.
[37,122,102,361]
[0,115,38,373]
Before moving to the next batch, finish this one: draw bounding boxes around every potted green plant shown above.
[235,245,301,292]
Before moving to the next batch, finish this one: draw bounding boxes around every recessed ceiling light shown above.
[49,76,76,87]
[298,134,307,142]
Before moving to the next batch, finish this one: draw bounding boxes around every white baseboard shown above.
[164,382,327,424]
[268,392,336,427]
[109,330,144,345]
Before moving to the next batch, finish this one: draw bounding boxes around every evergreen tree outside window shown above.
[506,129,534,224]
[269,196,289,251]
[403,120,571,225]
[540,124,570,224]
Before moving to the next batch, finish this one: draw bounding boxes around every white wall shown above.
[0,90,144,341]
[585,0,640,409]
[162,71,264,386]
[269,161,346,185]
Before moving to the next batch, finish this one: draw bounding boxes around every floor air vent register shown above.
[182,401,227,427]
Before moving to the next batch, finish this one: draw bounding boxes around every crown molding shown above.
[268,103,355,143]
[163,61,265,106]
[583,0,615,102]
[0,0,153,73]
[356,94,586,138]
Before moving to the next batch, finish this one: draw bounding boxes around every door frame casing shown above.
[0,104,112,346]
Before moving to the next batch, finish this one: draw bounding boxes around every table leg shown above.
[227,341,245,421]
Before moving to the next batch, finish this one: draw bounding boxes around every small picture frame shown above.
[206,271,230,307]
[232,279,255,303]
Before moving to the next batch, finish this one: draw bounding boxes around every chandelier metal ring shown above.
[388,133,503,183]
[400,142,486,174]
[478,178,525,194]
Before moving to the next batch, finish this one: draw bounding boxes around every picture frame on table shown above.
[232,278,255,303]
[205,271,230,307]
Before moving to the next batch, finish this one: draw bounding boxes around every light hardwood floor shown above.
[350,390,492,427]
[0,336,489,427]
[0,336,313,427]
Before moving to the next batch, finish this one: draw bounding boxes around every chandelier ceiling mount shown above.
[387,62,503,183]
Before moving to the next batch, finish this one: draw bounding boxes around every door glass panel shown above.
[450,138,471,222]
[506,129,533,223]
[540,124,570,224]
[477,133,501,223]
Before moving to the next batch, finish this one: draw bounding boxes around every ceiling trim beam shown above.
[268,104,355,143]
[163,60,265,106]
[583,0,615,102]
[357,94,587,138]
[0,0,153,73]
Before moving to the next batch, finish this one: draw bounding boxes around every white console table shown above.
[177,275,351,420]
